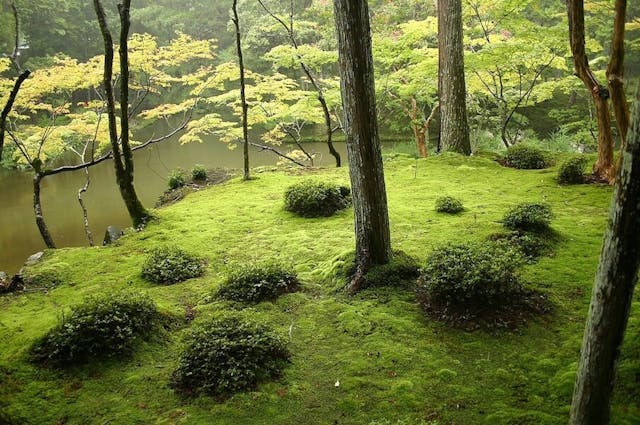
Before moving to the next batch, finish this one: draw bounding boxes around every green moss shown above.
[0,155,636,424]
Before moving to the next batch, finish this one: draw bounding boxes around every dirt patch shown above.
[157,168,236,207]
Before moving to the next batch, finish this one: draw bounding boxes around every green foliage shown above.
[434,196,464,214]
[503,144,551,169]
[141,246,205,285]
[417,243,522,309]
[558,156,589,185]
[284,180,351,217]
[191,164,207,181]
[218,262,299,303]
[167,168,187,190]
[29,292,157,367]
[502,203,553,232]
[489,231,553,262]
[336,250,420,291]
[170,316,290,397]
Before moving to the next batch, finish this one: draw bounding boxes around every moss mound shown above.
[284,179,351,217]
[217,262,300,303]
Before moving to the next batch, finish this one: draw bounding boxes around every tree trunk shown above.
[607,0,629,146]
[232,0,250,181]
[0,70,30,163]
[437,0,471,155]
[33,173,56,249]
[77,168,94,246]
[569,82,640,425]
[93,0,149,227]
[333,0,392,293]
[567,0,616,183]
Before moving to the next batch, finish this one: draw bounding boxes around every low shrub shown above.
[337,250,420,292]
[503,144,551,169]
[284,180,351,217]
[29,291,157,367]
[142,246,205,285]
[168,168,187,190]
[170,316,290,396]
[502,202,553,232]
[417,243,522,309]
[558,157,589,185]
[489,231,553,261]
[217,262,299,303]
[191,164,207,181]
[435,196,464,214]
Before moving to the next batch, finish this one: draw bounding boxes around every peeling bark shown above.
[569,82,640,425]
[232,0,251,181]
[33,173,55,249]
[333,0,392,293]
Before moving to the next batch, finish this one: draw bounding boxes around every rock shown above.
[0,271,23,294]
[0,272,8,286]
[24,251,44,266]
[103,225,124,246]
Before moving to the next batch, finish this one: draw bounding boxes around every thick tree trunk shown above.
[607,0,629,146]
[567,0,616,183]
[569,83,640,425]
[0,70,30,163]
[437,0,471,155]
[232,0,250,181]
[33,174,56,249]
[333,0,392,293]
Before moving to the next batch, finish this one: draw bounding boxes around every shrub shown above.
[340,250,420,291]
[558,156,589,185]
[502,202,553,232]
[142,246,205,285]
[435,196,464,214]
[29,292,157,367]
[170,316,290,396]
[217,262,299,303]
[417,243,522,309]
[489,231,552,261]
[168,168,187,190]
[503,144,551,169]
[284,180,351,217]
[191,164,207,181]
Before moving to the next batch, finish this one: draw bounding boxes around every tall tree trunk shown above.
[607,0,629,146]
[333,0,392,293]
[569,83,640,425]
[93,0,149,227]
[0,70,30,163]
[33,173,55,249]
[567,0,616,183]
[232,0,250,181]
[437,0,471,155]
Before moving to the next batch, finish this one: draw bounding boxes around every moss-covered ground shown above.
[1,153,638,424]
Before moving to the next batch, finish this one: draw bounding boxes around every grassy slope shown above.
[0,154,638,425]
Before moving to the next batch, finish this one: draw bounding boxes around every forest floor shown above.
[1,153,638,425]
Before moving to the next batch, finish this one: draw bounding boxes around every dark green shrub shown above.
[192,164,207,181]
[339,250,420,291]
[284,180,351,217]
[502,202,553,232]
[217,262,299,303]
[168,168,187,190]
[503,144,551,169]
[142,246,205,285]
[489,231,552,261]
[558,157,589,184]
[435,196,464,214]
[29,292,157,367]
[417,243,522,309]
[170,316,290,396]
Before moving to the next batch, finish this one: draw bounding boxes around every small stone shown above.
[24,252,44,266]
[103,225,124,246]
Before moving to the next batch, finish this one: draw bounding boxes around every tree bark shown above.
[232,0,250,181]
[0,70,30,163]
[33,173,56,249]
[93,0,149,227]
[567,0,616,183]
[569,82,640,425]
[607,0,629,146]
[333,0,392,293]
[437,0,471,155]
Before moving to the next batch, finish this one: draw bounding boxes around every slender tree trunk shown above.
[607,0,629,146]
[569,83,640,425]
[93,0,149,227]
[232,0,250,181]
[567,0,616,183]
[33,173,55,249]
[0,70,30,163]
[437,0,471,155]
[333,0,392,293]
[78,168,94,246]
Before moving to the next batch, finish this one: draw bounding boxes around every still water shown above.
[0,138,349,274]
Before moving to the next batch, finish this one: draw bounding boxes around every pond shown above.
[0,136,355,275]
